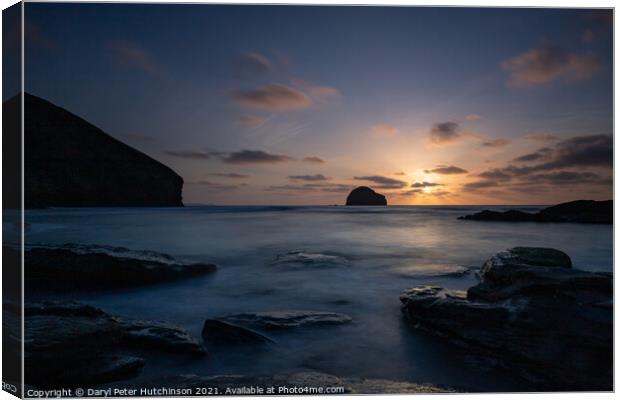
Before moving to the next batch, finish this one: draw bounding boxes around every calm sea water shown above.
[18,206,614,391]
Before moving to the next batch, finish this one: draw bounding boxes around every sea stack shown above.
[346,186,387,206]
[6,93,184,208]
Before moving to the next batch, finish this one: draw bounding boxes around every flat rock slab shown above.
[400,247,612,391]
[221,310,353,330]
[10,301,205,388]
[17,244,216,290]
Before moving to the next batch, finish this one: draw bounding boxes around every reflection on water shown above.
[21,206,613,391]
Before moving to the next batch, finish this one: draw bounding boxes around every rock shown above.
[202,319,274,345]
[4,93,183,208]
[400,247,612,390]
[17,245,216,290]
[458,200,612,224]
[345,186,387,206]
[8,301,205,388]
[272,251,348,268]
[221,310,353,330]
[106,370,449,394]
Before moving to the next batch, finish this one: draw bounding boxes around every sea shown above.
[11,205,614,391]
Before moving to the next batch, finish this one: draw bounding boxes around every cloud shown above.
[465,114,482,121]
[122,133,155,142]
[291,79,341,99]
[303,156,325,164]
[425,165,468,175]
[164,150,210,159]
[353,175,408,189]
[239,115,266,127]
[501,45,601,87]
[372,124,399,138]
[208,173,250,179]
[266,183,350,193]
[526,171,601,185]
[394,171,406,176]
[582,29,595,44]
[107,41,162,76]
[186,180,238,190]
[481,138,510,148]
[288,174,330,181]
[411,181,444,188]
[429,121,461,144]
[477,169,512,181]
[463,180,500,190]
[236,52,272,75]
[220,150,294,164]
[524,133,559,142]
[513,147,553,163]
[232,84,312,112]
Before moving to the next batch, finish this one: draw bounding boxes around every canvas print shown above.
[2,3,614,397]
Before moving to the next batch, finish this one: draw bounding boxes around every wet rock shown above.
[346,186,387,206]
[458,200,612,224]
[272,251,348,268]
[14,301,204,388]
[221,310,353,330]
[19,245,216,290]
[202,319,274,345]
[400,247,612,390]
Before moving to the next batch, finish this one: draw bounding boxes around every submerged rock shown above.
[18,245,216,290]
[458,200,612,224]
[221,310,353,330]
[345,186,387,206]
[8,301,205,388]
[202,319,274,345]
[272,251,348,268]
[400,247,612,390]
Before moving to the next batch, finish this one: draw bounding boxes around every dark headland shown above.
[4,93,184,208]
[458,200,612,224]
[346,186,387,206]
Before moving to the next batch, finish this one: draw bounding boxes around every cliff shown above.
[4,93,184,207]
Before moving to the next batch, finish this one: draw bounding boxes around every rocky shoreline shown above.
[13,242,613,393]
[400,247,612,391]
[458,199,612,224]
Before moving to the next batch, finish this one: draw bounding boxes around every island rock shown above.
[345,186,387,206]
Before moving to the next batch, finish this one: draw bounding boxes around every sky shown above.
[20,4,613,205]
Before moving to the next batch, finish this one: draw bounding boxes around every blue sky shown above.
[21,4,613,205]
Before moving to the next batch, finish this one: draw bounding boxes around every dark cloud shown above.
[186,180,238,190]
[501,45,601,87]
[478,169,512,181]
[526,171,601,185]
[394,171,406,176]
[232,84,312,112]
[481,138,510,148]
[463,180,500,190]
[208,173,250,179]
[429,121,461,144]
[524,133,559,142]
[411,181,444,188]
[303,156,326,164]
[220,150,293,164]
[164,150,210,159]
[513,147,553,163]
[353,175,408,189]
[288,174,330,181]
[266,183,349,193]
[425,165,468,175]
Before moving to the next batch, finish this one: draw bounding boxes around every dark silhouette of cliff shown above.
[4,93,184,208]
